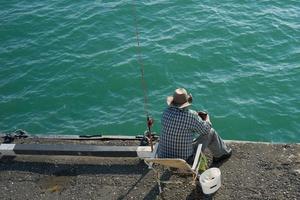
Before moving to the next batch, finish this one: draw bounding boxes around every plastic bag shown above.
[198,154,208,173]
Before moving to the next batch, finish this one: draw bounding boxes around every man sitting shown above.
[157,88,232,164]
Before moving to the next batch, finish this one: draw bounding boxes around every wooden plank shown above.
[145,158,193,171]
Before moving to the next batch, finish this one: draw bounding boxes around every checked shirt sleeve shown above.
[189,110,212,135]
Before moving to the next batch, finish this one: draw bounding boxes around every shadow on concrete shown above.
[0,156,161,199]
[186,184,215,200]
[0,156,214,199]
[0,156,148,176]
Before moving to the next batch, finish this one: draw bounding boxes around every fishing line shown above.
[132,0,149,118]
[132,0,154,150]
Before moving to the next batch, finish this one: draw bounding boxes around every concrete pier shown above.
[0,136,299,199]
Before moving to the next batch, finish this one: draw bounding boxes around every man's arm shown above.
[190,111,212,135]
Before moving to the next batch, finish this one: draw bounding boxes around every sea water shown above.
[0,1,299,143]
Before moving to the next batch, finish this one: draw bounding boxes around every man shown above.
[157,88,232,163]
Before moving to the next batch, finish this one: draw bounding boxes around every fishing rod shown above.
[132,0,155,151]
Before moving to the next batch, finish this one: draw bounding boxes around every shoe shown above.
[213,148,232,163]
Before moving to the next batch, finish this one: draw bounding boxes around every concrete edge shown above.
[1,133,299,144]
[0,133,143,140]
[224,140,300,145]
[0,143,156,158]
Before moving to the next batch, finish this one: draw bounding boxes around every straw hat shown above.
[167,88,192,108]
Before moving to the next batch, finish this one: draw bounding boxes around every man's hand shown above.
[206,114,211,123]
[198,111,208,120]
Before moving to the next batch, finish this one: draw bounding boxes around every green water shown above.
[0,1,299,143]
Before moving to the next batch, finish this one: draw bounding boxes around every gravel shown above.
[0,138,299,200]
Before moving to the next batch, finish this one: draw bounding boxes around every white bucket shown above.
[199,167,221,194]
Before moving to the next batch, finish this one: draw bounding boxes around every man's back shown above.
[158,106,211,160]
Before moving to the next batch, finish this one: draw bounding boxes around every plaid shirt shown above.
[158,106,212,160]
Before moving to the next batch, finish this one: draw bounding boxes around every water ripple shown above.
[0,1,299,142]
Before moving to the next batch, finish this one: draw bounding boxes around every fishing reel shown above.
[140,116,156,148]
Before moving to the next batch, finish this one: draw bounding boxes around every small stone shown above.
[294,169,300,174]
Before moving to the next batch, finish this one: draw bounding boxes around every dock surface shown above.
[0,137,299,199]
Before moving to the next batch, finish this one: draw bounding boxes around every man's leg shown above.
[193,128,231,158]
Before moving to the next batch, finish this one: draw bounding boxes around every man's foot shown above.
[213,148,232,163]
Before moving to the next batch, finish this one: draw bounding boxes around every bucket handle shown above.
[210,185,217,189]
